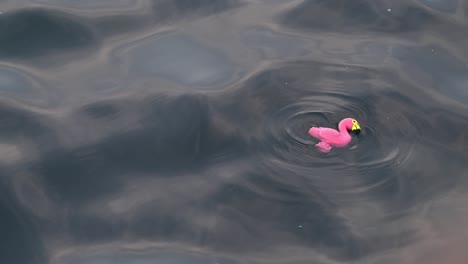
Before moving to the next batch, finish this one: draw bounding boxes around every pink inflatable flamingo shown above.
[308,118,361,153]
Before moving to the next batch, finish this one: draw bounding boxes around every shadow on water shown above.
[1,0,468,264]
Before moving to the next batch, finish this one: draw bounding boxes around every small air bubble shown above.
[387,8,391,12]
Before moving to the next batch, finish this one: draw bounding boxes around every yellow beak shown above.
[352,122,361,131]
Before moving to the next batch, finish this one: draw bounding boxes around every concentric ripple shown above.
[262,91,419,176]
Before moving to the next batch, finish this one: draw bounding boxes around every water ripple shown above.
[1,1,468,264]
[262,90,417,173]
[280,0,436,33]
[0,65,53,107]
[116,32,240,88]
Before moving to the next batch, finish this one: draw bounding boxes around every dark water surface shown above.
[1,0,468,263]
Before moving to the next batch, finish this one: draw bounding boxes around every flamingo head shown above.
[342,118,361,135]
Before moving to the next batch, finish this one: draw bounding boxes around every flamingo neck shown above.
[338,120,350,136]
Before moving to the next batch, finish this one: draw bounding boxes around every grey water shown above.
[1,0,468,263]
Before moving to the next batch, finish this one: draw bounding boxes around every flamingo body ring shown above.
[308,118,361,153]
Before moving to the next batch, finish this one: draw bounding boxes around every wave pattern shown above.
[1,0,468,264]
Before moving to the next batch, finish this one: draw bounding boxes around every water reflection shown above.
[0,182,45,264]
[391,45,468,105]
[281,0,436,33]
[122,33,237,87]
[151,0,241,21]
[242,27,309,60]
[51,244,240,264]
[1,0,468,264]
[0,8,97,59]
[0,67,35,97]
[419,0,458,12]
[31,0,138,10]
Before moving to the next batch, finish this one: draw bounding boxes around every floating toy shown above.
[308,118,361,153]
